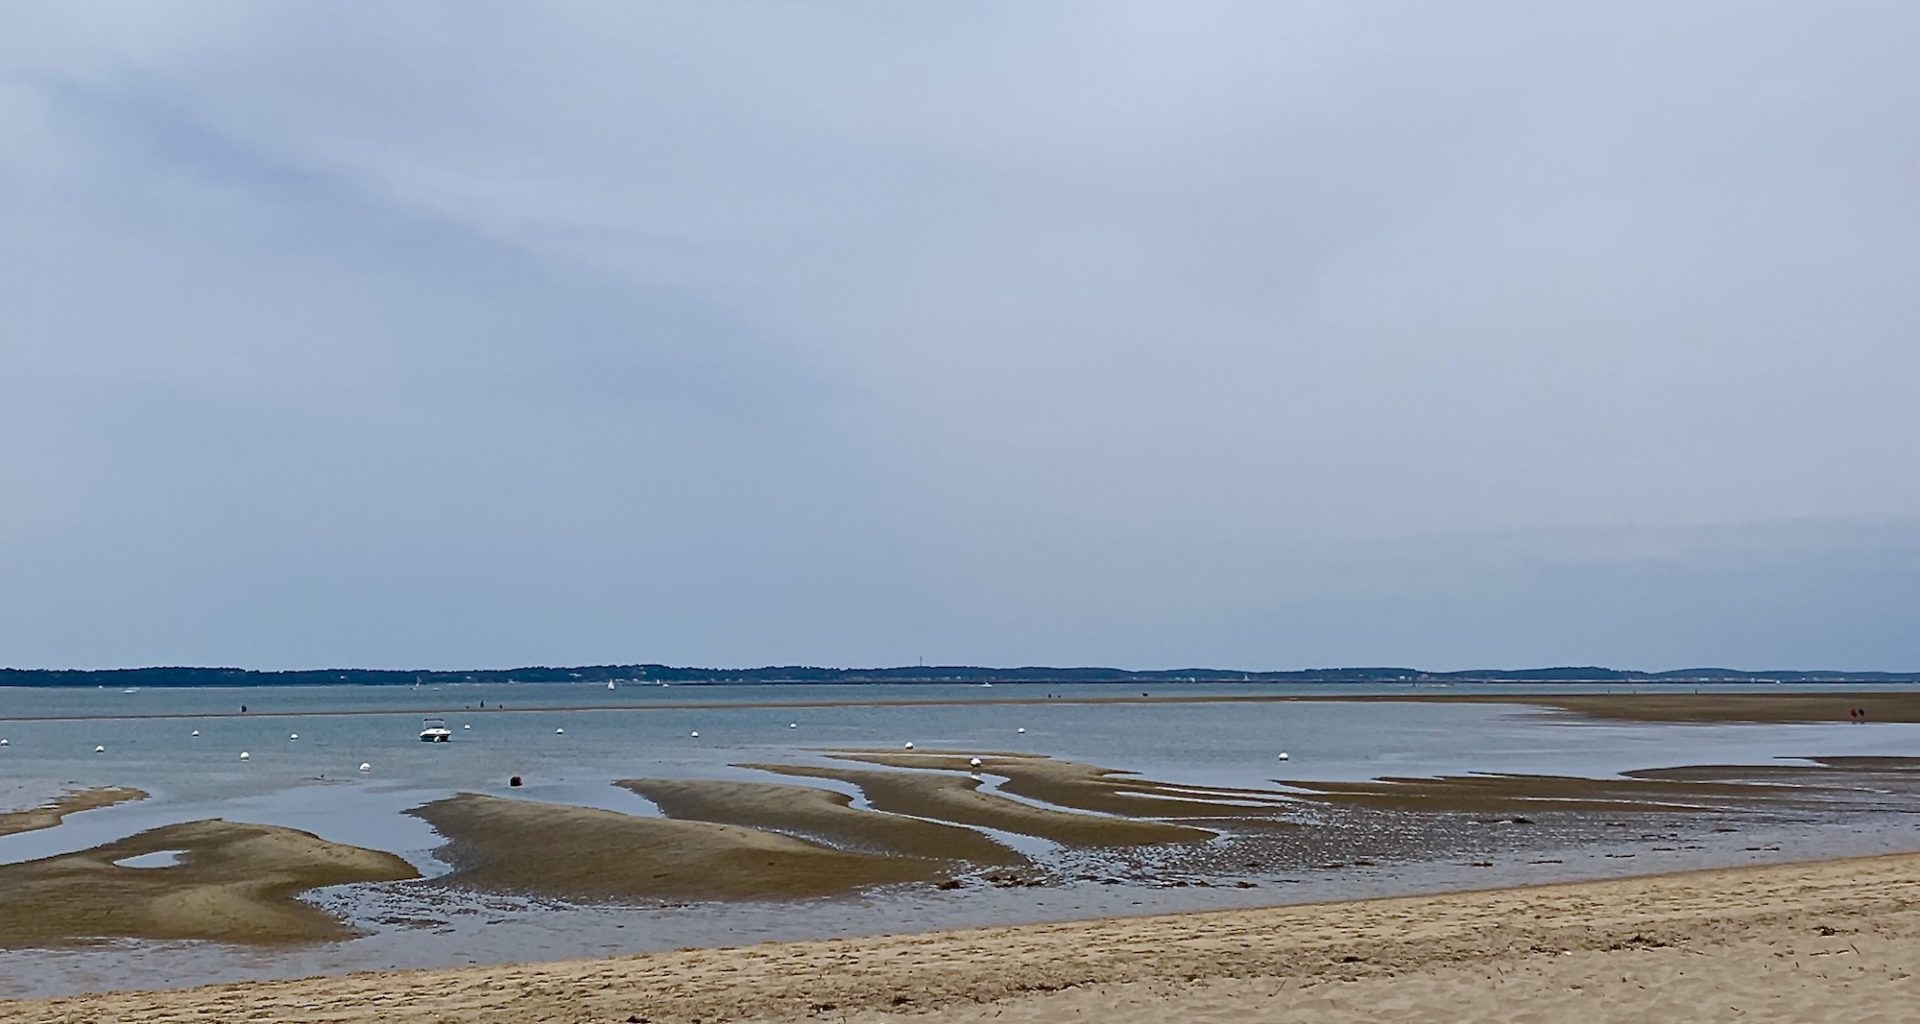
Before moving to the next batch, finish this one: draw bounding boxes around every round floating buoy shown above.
[359,762,371,773]
[289,733,299,741]
[969,757,983,769]
[463,724,472,730]
[191,730,200,737]
[789,723,797,729]
[690,731,700,738]
[0,739,9,747]
[239,751,251,761]
[1277,752,1290,761]
[555,728,565,735]
[903,741,914,750]
[94,745,105,753]
[1016,727,1027,734]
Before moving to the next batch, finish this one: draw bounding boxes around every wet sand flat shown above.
[0,786,146,837]
[839,751,1298,819]
[740,761,1214,846]
[617,777,1024,865]
[9,851,1918,1023]
[1469,691,1920,723]
[409,792,950,901]
[1277,771,1829,815]
[0,819,417,947]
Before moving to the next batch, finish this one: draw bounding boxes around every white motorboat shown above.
[419,717,452,742]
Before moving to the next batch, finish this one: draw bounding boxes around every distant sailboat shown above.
[608,680,616,690]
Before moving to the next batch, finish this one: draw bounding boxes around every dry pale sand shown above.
[10,852,1918,1023]
[0,819,418,947]
[0,786,147,837]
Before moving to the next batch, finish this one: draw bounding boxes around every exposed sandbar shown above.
[616,778,1023,865]
[409,793,947,901]
[836,751,1296,820]
[740,762,1213,846]
[0,786,147,837]
[1486,691,1920,723]
[1277,771,1827,815]
[0,819,417,947]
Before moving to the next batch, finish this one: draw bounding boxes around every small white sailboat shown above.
[608,680,616,690]
[419,717,452,742]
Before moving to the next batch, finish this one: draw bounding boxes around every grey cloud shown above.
[1,3,1913,669]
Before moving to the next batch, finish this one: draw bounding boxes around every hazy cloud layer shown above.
[2,3,1914,670]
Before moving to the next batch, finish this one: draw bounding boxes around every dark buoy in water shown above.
[509,775,523,787]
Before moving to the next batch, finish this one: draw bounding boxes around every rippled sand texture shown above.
[1285,758,1920,815]
[0,820,418,947]
[0,786,147,837]
[9,852,1917,1023]
[836,750,1299,819]
[616,778,1026,864]
[739,758,1217,846]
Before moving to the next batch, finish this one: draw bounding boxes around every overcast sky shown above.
[1,3,1914,672]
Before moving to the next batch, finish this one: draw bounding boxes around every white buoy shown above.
[289,733,299,740]
[191,730,200,737]
[1017,727,1027,734]
[555,728,565,735]
[94,745,105,753]
[0,739,9,746]
[789,723,797,729]
[463,724,471,730]
[359,762,372,773]
[1276,752,1290,761]
[690,731,700,738]
[970,757,983,768]
[239,751,251,760]
[903,741,914,750]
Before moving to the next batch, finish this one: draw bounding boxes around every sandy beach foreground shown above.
[9,852,1917,1024]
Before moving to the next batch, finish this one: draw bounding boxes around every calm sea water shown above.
[3,681,1919,996]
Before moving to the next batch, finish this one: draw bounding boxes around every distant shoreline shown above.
[6,690,1920,724]
[2,664,1915,688]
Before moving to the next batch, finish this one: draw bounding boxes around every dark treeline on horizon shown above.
[1,665,1915,688]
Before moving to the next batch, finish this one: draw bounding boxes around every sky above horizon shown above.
[1,3,1915,672]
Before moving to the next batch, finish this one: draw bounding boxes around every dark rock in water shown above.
[509,776,523,788]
